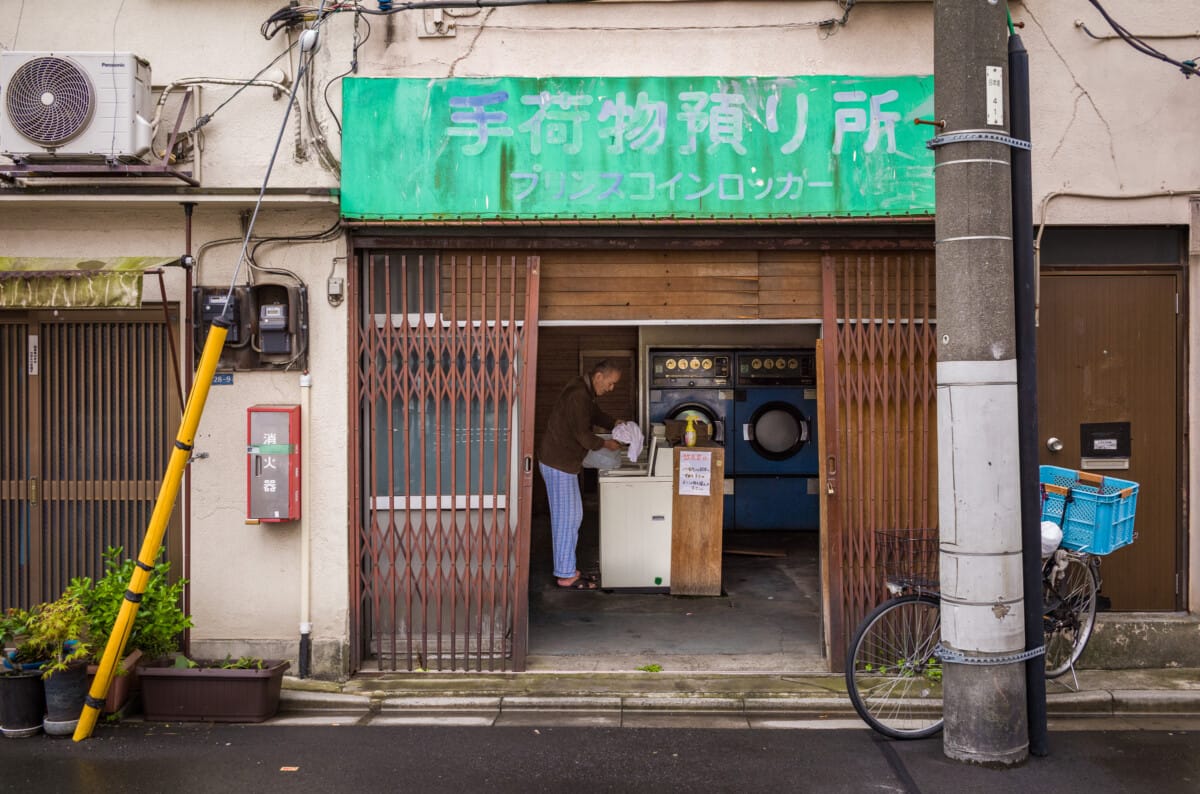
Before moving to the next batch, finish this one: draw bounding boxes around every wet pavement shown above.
[1,721,1198,793]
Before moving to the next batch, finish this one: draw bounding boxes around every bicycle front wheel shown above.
[845,594,943,739]
[1044,556,1098,678]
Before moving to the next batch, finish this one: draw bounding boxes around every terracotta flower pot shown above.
[86,649,145,716]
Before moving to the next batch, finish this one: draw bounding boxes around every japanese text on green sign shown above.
[341,75,935,221]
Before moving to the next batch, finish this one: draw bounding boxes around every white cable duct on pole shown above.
[299,370,313,677]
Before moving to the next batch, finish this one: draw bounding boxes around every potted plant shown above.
[0,608,44,739]
[75,547,192,716]
[22,591,91,736]
[140,654,290,723]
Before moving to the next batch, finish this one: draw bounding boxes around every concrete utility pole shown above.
[933,0,1028,765]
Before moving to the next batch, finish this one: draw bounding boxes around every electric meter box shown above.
[247,404,301,522]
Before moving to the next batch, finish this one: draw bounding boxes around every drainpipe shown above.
[299,370,313,677]
[1008,30,1049,758]
[181,201,196,655]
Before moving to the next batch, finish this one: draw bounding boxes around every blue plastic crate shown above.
[1039,465,1138,555]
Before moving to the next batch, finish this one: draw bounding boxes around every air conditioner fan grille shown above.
[5,56,95,147]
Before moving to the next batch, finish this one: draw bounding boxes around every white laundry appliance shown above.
[598,439,674,590]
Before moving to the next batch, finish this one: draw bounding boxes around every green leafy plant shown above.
[635,663,663,673]
[862,657,942,685]
[922,658,943,684]
[218,655,266,670]
[170,654,266,670]
[24,591,91,678]
[75,547,192,662]
[0,607,33,654]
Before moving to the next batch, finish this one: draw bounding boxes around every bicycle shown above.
[845,467,1137,740]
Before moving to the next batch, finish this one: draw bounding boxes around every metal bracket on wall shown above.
[418,8,456,37]
[934,642,1046,665]
[926,131,1032,151]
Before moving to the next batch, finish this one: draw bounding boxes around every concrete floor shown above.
[527,493,826,673]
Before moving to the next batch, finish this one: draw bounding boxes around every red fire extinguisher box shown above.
[247,404,301,522]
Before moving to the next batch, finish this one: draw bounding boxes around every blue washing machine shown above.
[731,350,820,530]
[647,350,735,525]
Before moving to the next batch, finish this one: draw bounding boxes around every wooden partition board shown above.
[671,444,725,596]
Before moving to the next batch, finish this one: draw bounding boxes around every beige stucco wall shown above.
[2,1,1196,674]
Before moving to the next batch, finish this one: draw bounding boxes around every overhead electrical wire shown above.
[218,17,328,323]
[323,11,371,134]
[1085,0,1199,80]
[187,41,302,134]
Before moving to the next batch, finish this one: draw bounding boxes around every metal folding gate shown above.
[0,310,182,608]
[821,252,938,669]
[350,251,540,672]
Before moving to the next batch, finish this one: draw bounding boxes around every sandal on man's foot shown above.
[556,576,598,590]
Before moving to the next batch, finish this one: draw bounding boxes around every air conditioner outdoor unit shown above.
[0,51,153,163]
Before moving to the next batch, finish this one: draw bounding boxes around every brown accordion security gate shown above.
[821,252,938,670]
[350,250,540,672]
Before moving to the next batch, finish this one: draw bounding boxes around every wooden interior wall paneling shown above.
[543,249,758,267]
[541,305,760,321]
[539,276,756,293]
[536,249,841,322]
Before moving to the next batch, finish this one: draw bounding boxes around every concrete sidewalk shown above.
[274,667,1200,727]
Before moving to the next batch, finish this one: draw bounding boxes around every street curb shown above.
[279,690,372,712]
[278,689,1200,719]
[1111,690,1200,714]
[1044,690,1114,714]
[501,696,623,711]
[380,696,503,711]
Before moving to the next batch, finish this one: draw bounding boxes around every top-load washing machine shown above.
[647,349,735,524]
[730,350,820,530]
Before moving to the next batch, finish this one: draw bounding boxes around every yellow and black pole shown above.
[73,317,230,741]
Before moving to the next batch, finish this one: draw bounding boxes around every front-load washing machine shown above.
[647,349,735,524]
[731,350,820,530]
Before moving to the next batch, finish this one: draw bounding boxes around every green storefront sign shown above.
[341,75,934,221]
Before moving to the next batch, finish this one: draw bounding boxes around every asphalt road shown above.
[1,722,1197,793]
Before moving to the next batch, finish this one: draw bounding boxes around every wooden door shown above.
[0,310,182,608]
[1038,273,1181,610]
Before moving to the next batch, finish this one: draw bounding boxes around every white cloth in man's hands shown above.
[612,421,644,462]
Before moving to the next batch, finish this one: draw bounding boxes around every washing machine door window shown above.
[746,402,809,460]
[669,403,722,442]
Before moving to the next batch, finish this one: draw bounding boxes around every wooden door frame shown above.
[1041,265,1188,609]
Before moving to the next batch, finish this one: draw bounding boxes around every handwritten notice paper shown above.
[678,450,712,496]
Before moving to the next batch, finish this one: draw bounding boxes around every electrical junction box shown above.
[247,404,301,522]
[258,303,290,354]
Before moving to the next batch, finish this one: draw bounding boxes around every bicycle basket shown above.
[875,528,939,590]
[1039,465,1138,555]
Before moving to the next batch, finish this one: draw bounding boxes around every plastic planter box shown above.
[139,660,289,722]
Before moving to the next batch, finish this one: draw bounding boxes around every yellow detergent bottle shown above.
[684,415,697,447]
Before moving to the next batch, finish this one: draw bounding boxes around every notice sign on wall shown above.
[678,450,713,496]
[341,75,935,221]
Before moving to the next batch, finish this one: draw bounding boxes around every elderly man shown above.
[538,360,623,590]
